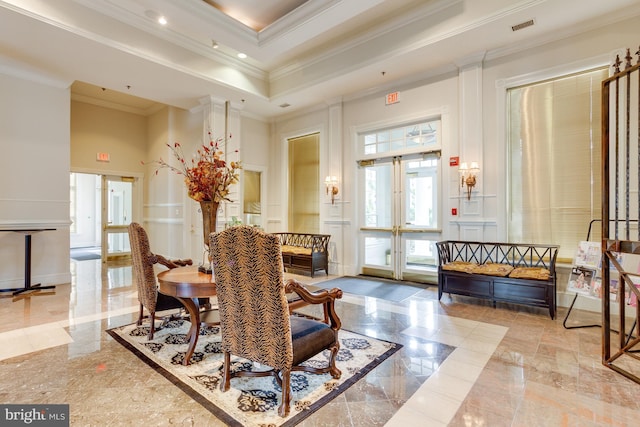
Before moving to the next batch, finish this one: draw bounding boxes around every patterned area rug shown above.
[319,276,426,302]
[107,319,402,427]
[70,248,101,261]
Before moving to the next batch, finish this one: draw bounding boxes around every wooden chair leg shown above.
[137,303,144,326]
[148,311,156,340]
[278,368,291,417]
[221,352,231,391]
[328,344,341,379]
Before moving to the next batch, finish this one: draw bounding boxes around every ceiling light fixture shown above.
[158,16,167,25]
[212,40,219,49]
[237,53,247,59]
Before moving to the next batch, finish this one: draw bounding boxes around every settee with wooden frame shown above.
[436,240,559,319]
[274,232,330,277]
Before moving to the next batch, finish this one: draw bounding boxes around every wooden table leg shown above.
[176,297,201,365]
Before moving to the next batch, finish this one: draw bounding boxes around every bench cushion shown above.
[509,267,550,280]
[441,261,478,273]
[281,245,312,256]
[473,263,514,277]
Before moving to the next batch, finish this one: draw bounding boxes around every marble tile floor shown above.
[1,259,640,426]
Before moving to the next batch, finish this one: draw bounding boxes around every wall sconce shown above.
[324,176,339,205]
[459,162,479,200]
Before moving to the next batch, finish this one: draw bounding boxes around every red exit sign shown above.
[385,91,399,105]
[96,152,110,162]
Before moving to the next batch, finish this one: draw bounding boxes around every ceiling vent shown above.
[511,19,535,32]
[279,103,291,108]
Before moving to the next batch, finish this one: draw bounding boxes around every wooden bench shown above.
[274,233,330,277]
[436,240,559,318]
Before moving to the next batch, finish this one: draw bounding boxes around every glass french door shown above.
[101,175,135,261]
[359,153,441,281]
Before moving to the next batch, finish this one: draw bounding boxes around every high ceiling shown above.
[201,0,310,31]
[1,0,639,118]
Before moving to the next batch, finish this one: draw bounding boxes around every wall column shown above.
[454,53,490,241]
[325,98,345,275]
[198,96,243,225]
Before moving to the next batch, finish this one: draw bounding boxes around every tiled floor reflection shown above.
[1,259,640,426]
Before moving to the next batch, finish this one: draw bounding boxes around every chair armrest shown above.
[285,279,342,328]
[285,279,342,303]
[171,258,193,267]
[153,254,193,269]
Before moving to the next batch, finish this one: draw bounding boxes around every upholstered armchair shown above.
[128,222,195,339]
[209,225,343,417]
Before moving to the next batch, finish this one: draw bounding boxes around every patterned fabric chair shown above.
[128,222,195,340]
[209,225,343,417]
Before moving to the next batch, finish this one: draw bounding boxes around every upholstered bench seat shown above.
[275,233,330,277]
[437,241,559,319]
[281,245,313,256]
[441,261,550,280]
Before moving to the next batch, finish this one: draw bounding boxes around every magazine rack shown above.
[562,220,638,337]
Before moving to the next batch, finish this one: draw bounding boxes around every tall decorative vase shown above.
[199,200,219,273]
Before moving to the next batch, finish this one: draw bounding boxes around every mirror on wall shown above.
[243,169,262,228]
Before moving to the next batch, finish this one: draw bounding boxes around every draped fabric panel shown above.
[508,68,608,259]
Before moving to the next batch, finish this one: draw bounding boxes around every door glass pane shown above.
[107,232,131,255]
[364,236,392,266]
[105,177,133,258]
[359,120,442,280]
[404,239,437,270]
[108,180,132,226]
[404,159,438,228]
[364,164,392,227]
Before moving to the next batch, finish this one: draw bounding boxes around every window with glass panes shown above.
[363,120,439,156]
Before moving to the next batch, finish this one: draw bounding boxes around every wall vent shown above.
[511,19,535,32]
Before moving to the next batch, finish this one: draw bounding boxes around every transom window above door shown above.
[361,119,439,156]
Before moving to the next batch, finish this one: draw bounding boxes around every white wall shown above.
[268,107,330,234]
[270,75,462,276]
[1,13,638,301]
[482,15,640,305]
[483,15,640,240]
[268,14,640,288]
[143,106,189,260]
[0,73,71,290]
[239,115,270,228]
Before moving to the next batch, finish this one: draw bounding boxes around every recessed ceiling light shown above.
[212,40,219,49]
[158,16,167,25]
[237,53,247,59]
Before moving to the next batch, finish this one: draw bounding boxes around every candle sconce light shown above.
[324,176,339,204]
[459,162,479,200]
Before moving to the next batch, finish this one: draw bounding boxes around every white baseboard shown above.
[0,273,70,292]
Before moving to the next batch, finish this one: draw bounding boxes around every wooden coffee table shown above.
[157,266,218,365]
